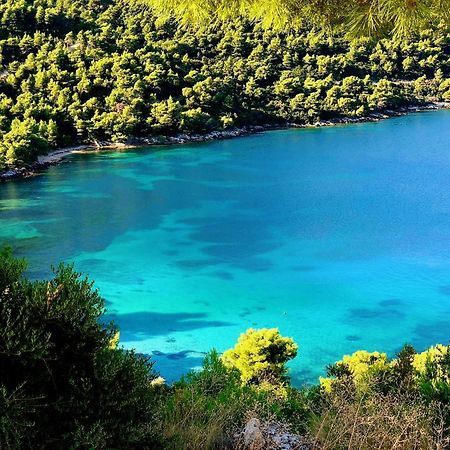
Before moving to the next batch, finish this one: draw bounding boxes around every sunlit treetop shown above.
[147,0,450,36]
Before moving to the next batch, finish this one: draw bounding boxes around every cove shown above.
[1,110,450,385]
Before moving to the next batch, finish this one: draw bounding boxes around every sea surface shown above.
[2,110,450,385]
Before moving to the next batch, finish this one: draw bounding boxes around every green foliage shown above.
[222,328,298,385]
[148,0,450,37]
[0,247,161,449]
[0,118,49,165]
[147,97,182,134]
[180,107,215,132]
[320,343,450,405]
[158,351,255,449]
[412,344,450,401]
[320,350,390,394]
[158,350,312,449]
[0,0,448,167]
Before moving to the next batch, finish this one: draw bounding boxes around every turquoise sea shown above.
[2,110,450,385]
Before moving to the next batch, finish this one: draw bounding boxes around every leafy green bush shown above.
[319,343,450,405]
[222,328,298,385]
[0,248,162,449]
[320,350,390,394]
[412,344,450,402]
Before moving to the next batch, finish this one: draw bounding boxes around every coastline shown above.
[1,101,449,182]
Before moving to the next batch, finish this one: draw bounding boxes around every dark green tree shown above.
[0,248,162,449]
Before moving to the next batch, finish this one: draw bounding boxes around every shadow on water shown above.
[173,258,221,270]
[346,301,405,322]
[105,311,234,341]
[2,161,283,274]
[378,298,405,307]
[346,335,362,342]
[208,270,235,280]
[413,320,450,349]
[438,286,450,297]
[140,351,207,382]
[152,349,204,360]
[176,214,280,272]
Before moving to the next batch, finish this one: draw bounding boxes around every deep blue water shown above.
[1,110,450,385]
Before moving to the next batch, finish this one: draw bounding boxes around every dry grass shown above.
[155,353,450,450]
[158,386,236,450]
[310,388,450,450]
[155,359,283,450]
[154,349,317,450]
[158,384,295,449]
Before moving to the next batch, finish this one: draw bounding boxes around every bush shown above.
[0,248,162,449]
[180,108,215,133]
[313,345,450,449]
[158,350,312,449]
[369,79,404,110]
[320,350,390,394]
[221,328,298,385]
[413,344,450,402]
[320,344,450,404]
[157,351,247,450]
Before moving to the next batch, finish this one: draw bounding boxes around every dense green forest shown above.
[0,0,449,169]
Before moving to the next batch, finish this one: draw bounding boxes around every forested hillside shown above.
[0,0,449,168]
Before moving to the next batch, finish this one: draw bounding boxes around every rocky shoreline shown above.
[1,102,449,182]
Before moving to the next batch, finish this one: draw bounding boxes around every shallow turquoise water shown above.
[2,110,450,385]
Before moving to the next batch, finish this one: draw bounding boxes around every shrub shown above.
[313,345,450,449]
[320,344,450,405]
[368,79,404,110]
[0,248,162,449]
[158,350,312,449]
[413,344,450,402]
[320,350,390,394]
[158,351,247,450]
[221,328,298,385]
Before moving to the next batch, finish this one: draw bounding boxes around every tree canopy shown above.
[148,0,450,36]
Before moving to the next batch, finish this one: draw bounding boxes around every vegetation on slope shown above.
[0,0,449,169]
[2,248,450,449]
